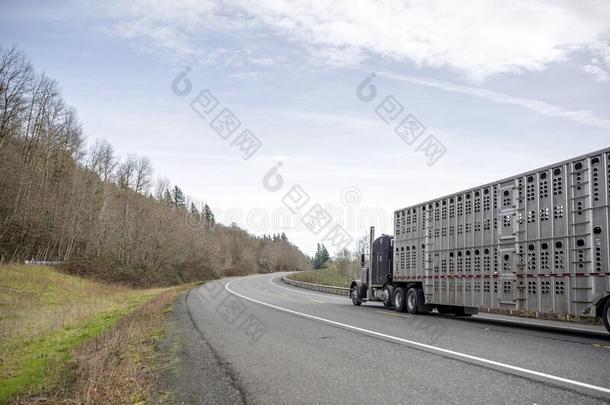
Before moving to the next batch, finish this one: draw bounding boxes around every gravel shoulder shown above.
[154,290,246,405]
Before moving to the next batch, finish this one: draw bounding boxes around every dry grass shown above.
[0,265,167,403]
[50,287,189,404]
[0,265,163,342]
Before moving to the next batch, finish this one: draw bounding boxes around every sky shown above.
[1,0,609,256]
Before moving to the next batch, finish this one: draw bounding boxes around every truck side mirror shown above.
[360,254,365,266]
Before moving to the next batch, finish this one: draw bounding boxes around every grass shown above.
[287,264,357,288]
[53,286,191,404]
[0,264,168,403]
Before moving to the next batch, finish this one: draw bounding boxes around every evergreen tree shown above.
[312,244,321,268]
[203,203,215,226]
[312,243,330,269]
[171,186,186,208]
[320,244,330,265]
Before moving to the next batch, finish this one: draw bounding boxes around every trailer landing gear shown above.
[437,305,452,315]
[453,307,474,317]
[436,305,475,317]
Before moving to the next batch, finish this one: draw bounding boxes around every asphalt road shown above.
[180,272,610,404]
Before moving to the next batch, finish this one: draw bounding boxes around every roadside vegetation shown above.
[289,249,360,288]
[51,285,190,404]
[0,264,187,403]
[0,45,312,404]
[0,46,311,287]
[0,46,313,403]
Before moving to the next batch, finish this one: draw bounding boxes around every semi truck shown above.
[350,148,610,333]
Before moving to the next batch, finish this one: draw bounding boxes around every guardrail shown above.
[282,275,350,297]
[25,260,62,266]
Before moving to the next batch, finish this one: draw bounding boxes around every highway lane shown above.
[184,272,610,404]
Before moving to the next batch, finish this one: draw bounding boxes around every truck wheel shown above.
[394,287,407,312]
[406,288,420,314]
[603,299,610,334]
[351,286,362,306]
[382,285,394,307]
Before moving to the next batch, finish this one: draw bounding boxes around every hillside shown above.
[0,47,311,286]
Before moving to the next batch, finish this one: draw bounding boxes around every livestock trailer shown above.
[351,148,610,333]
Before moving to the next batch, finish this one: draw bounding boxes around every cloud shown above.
[377,71,610,129]
[98,0,610,80]
[581,63,609,82]
[580,40,610,82]
[234,0,610,79]
[229,71,263,81]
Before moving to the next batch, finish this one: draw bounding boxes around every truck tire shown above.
[406,288,420,314]
[351,286,362,306]
[394,287,407,312]
[602,298,610,332]
[382,285,394,308]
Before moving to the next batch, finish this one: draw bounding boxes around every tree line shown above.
[0,46,311,286]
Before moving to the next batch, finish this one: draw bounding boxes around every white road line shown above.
[268,276,348,301]
[226,278,610,397]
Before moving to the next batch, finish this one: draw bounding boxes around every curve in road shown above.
[183,272,610,404]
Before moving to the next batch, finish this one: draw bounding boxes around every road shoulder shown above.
[154,289,246,404]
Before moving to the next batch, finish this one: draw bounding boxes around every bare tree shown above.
[0,48,312,285]
[0,46,33,151]
[154,176,170,200]
[88,138,117,182]
[134,157,152,194]
[116,154,137,190]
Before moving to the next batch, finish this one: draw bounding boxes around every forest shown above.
[0,46,311,286]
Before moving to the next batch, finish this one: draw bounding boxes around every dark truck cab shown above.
[353,232,395,307]
[351,226,473,315]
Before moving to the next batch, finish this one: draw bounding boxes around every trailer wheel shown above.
[406,288,420,314]
[603,299,610,334]
[394,287,407,312]
[351,286,362,306]
[382,285,394,308]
